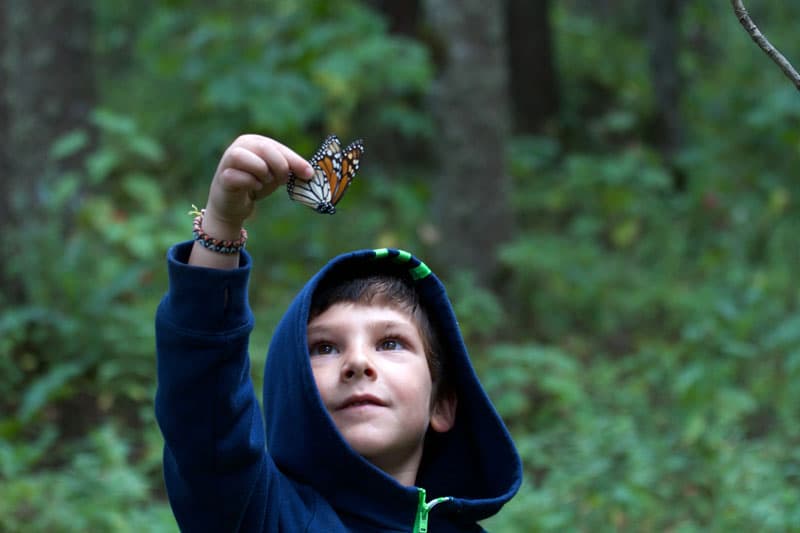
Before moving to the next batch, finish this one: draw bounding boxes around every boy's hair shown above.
[309,274,450,401]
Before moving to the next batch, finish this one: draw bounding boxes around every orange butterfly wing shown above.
[312,136,342,196]
[331,140,364,205]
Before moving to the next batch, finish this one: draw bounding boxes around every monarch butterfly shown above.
[287,134,365,214]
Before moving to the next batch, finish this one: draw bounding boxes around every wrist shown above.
[191,208,248,255]
[200,208,244,241]
[187,208,247,269]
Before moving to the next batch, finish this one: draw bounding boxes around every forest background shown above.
[2,1,800,531]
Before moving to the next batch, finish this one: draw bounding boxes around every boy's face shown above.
[308,302,454,484]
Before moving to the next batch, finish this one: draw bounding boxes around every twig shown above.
[731,0,800,91]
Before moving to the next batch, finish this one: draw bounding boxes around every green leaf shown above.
[50,130,89,160]
[17,363,86,422]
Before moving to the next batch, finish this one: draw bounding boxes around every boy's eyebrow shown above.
[306,323,335,336]
[370,319,416,332]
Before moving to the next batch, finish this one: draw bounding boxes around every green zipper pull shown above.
[413,487,453,533]
[413,488,429,533]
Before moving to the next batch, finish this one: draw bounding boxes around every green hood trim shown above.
[372,248,432,280]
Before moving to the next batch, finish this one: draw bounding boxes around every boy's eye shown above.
[378,338,404,351]
[309,342,338,356]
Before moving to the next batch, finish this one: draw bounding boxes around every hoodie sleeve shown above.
[154,241,268,531]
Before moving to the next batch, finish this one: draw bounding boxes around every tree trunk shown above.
[506,0,559,134]
[574,0,623,17]
[424,0,513,287]
[367,0,422,36]
[646,0,686,191]
[3,0,94,207]
[1,0,94,298]
[0,4,10,237]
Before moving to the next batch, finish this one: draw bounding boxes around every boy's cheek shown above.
[309,367,333,400]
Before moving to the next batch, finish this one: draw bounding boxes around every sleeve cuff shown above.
[159,241,253,333]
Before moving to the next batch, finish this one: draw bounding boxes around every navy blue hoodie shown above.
[155,242,522,532]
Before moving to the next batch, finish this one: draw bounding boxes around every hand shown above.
[203,134,314,237]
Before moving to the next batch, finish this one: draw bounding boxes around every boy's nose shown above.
[341,347,376,381]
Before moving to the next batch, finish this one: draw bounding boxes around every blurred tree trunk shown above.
[646,0,686,191]
[366,0,422,36]
[506,0,559,133]
[574,0,623,17]
[0,4,10,239]
[0,1,94,300]
[424,0,513,287]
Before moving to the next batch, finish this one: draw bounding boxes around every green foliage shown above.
[3,108,177,416]
[0,425,174,532]
[1,109,180,530]
[95,0,433,188]
[481,3,800,530]
[481,341,800,531]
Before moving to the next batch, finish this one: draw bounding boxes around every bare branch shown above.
[731,0,800,91]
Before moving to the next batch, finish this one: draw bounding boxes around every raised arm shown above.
[154,135,313,530]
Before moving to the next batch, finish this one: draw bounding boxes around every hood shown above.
[263,248,522,528]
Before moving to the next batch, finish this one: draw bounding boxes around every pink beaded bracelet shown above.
[191,208,247,254]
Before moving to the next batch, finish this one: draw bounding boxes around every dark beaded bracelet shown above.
[192,209,247,254]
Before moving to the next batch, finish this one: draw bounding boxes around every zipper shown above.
[412,487,453,533]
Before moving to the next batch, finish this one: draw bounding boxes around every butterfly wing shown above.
[312,136,344,199]
[330,139,364,205]
[309,135,342,168]
[287,167,332,212]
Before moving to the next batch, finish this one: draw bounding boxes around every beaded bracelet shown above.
[191,208,248,254]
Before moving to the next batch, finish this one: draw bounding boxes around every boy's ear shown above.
[430,391,457,433]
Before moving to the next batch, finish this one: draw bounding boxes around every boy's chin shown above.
[343,431,425,472]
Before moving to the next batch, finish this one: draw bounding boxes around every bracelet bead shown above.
[192,210,247,254]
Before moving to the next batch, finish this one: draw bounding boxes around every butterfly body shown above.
[314,201,337,215]
[287,134,364,214]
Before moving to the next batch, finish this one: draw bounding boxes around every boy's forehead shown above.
[308,301,418,325]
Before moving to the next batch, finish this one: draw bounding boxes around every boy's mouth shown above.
[337,394,386,410]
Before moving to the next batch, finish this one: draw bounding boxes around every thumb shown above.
[293,160,315,180]
[281,147,314,180]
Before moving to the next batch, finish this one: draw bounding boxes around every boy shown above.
[155,135,521,532]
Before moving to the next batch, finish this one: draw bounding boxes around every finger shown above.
[276,144,315,181]
[218,167,264,193]
[236,135,314,183]
[252,142,309,185]
[219,146,272,185]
